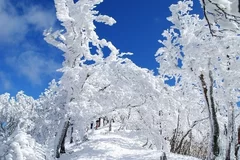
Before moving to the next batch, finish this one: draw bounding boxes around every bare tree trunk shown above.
[160,152,167,160]
[70,125,73,144]
[175,118,207,154]
[109,119,113,132]
[55,120,70,158]
[170,110,180,153]
[209,71,220,159]
[175,129,191,154]
[235,126,240,160]
[199,70,219,160]
[142,138,149,147]
[225,102,236,160]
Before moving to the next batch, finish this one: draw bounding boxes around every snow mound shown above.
[0,130,46,160]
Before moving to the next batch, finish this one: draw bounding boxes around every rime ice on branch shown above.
[200,0,240,35]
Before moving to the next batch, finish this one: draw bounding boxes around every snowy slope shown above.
[59,125,200,160]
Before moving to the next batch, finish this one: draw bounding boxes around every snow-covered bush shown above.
[0,92,37,140]
[0,129,46,160]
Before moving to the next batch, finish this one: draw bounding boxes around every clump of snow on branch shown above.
[0,130,46,160]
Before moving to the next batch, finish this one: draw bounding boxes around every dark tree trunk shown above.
[226,143,231,160]
[99,117,102,128]
[56,120,70,158]
[238,127,240,145]
[109,119,113,131]
[226,102,235,160]
[70,126,73,144]
[199,71,219,160]
[160,152,167,160]
[238,0,240,12]
[209,71,220,158]
[175,129,192,154]
[170,111,180,153]
[235,126,240,159]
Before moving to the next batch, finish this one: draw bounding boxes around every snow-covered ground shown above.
[59,125,200,160]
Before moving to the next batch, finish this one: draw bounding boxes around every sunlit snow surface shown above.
[59,125,200,160]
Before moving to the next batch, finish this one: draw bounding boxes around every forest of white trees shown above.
[1,0,240,159]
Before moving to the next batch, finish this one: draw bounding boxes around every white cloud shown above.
[24,6,56,31]
[0,0,56,44]
[5,51,61,85]
[0,13,28,43]
[0,71,11,90]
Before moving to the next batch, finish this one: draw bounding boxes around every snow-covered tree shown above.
[0,92,46,160]
[156,0,240,159]
[43,0,155,158]
[0,92,37,141]
[43,0,190,158]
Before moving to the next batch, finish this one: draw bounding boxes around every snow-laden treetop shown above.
[44,0,132,69]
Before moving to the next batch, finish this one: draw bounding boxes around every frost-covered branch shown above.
[200,0,240,35]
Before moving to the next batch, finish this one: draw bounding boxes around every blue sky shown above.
[0,0,202,98]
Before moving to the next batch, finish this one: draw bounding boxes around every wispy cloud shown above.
[0,0,56,44]
[0,0,61,96]
[25,7,56,31]
[5,51,61,85]
[0,71,11,90]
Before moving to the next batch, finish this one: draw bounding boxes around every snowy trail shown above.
[59,126,200,160]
